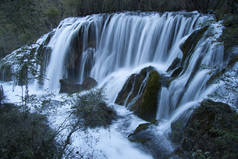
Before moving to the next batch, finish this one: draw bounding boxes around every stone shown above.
[115,66,161,121]
[59,79,84,94]
[180,26,209,65]
[82,77,98,90]
[166,58,181,72]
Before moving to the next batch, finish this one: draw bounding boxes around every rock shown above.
[171,66,183,77]
[59,77,98,94]
[176,100,238,158]
[128,120,175,158]
[82,77,98,90]
[128,123,151,144]
[59,79,84,94]
[0,65,12,82]
[180,26,209,65]
[228,54,238,67]
[115,66,161,121]
[115,67,153,106]
[166,58,181,72]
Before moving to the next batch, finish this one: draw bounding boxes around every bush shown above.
[0,103,59,159]
[71,89,116,128]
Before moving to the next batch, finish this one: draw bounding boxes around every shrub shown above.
[71,89,116,128]
[0,103,59,159]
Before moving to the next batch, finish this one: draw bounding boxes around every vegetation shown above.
[177,100,238,159]
[71,89,116,128]
[0,103,60,159]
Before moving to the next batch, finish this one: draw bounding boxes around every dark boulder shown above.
[176,100,238,158]
[171,66,183,77]
[59,79,84,94]
[128,120,176,158]
[82,77,98,90]
[115,66,161,121]
[180,26,209,65]
[59,77,98,94]
[167,58,181,72]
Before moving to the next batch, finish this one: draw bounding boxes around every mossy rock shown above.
[116,67,161,121]
[115,66,153,105]
[134,70,161,121]
[177,99,238,159]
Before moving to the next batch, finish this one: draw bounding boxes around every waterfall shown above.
[0,11,229,158]
[43,11,225,133]
[44,12,212,88]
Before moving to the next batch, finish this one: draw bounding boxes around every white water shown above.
[1,11,227,158]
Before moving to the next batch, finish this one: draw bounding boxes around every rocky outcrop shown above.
[115,67,161,121]
[180,26,209,65]
[59,77,98,94]
[176,100,238,158]
[128,120,176,158]
[128,121,159,144]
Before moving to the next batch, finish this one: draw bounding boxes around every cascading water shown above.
[43,11,224,119]
[28,11,225,158]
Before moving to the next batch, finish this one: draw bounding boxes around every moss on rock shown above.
[116,67,161,121]
[134,70,161,121]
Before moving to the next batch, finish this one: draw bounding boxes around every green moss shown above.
[139,70,161,121]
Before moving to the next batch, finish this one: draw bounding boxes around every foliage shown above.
[71,88,116,128]
[0,103,60,159]
[177,100,238,158]
[45,6,60,29]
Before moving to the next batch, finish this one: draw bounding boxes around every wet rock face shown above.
[115,66,161,121]
[177,100,238,158]
[59,77,98,94]
[180,26,209,65]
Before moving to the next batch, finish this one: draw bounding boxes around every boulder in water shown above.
[180,26,209,65]
[166,58,181,72]
[82,77,98,90]
[59,77,98,94]
[59,79,84,94]
[115,67,161,121]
